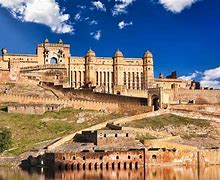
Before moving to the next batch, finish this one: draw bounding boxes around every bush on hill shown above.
[0,127,11,153]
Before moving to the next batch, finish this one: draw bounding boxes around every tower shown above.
[143,50,155,89]
[85,49,96,87]
[113,49,124,87]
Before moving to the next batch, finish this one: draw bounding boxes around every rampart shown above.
[0,93,119,112]
[8,103,63,115]
[46,83,148,106]
[164,89,220,104]
[0,93,152,113]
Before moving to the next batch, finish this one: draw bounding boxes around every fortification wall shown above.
[121,89,149,98]
[170,104,220,116]
[50,86,148,106]
[164,89,220,105]
[8,104,62,115]
[0,93,119,112]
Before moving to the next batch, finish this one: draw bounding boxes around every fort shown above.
[0,39,219,170]
[0,39,219,112]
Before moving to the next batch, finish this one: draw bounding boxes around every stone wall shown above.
[0,93,119,112]
[145,148,198,166]
[170,104,220,116]
[8,103,63,115]
[44,149,145,170]
[48,85,148,106]
[80,130,135,146]
[0,70,10,83]
[164,89,220,105]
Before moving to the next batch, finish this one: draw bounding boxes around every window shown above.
[115,134,117,137]
[139,155,142,159]
[83,156,86,160]
[116,156,119,159]
[73,156,76,160]
[152,155,157,159]
[126,133,129,137]
[99,156,103,160]
[62,156,65,160]
[128,155,131,159]
[104,134,106,137]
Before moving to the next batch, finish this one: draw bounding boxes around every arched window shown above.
[50,57,58,64]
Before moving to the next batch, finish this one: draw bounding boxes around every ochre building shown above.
[0,39,193,94]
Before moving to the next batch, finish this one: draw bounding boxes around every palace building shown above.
[0,39,194,94]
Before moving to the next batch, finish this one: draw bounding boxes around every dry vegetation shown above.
[0,104,124,155]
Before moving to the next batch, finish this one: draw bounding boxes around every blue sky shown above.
[0,0,219,88]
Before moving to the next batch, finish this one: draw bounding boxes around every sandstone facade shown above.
[0,39,193,93]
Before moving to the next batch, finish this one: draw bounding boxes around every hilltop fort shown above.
[0,39,219,113]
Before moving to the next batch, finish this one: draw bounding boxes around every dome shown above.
[44,38,49,43]
[59,39,63,44]
[86,48,96,57]
[114,49,123,57]
[1,48,7,55]
[144,50,153,58]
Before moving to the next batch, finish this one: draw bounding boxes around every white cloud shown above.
[158,0,199,13]
[179,67,220,89]
[112,0,135,16]
[200,66,220,89]
[74,13,81,21]
[179,72,198,81]
[118,21,133,29]
[77,5,86,9]
[200,80,220,89]
[89,20,98,25]
[90,30,102,40]
[92,1,106,12]
[0,0,73,34]
[202,67,220,81]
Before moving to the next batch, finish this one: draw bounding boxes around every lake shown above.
[0,166,220,180]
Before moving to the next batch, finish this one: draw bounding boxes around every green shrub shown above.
[0,128,11,153]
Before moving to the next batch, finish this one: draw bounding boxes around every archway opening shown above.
[152,95,160,111]
[118,162,120,169]
[83,163,86,170]
[50,57,58,64]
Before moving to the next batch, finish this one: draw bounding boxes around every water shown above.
[0,166,220,180]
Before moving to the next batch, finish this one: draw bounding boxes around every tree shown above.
[0,128,11,153]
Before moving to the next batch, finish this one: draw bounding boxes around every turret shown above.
[143,50,155,89]
[113,49,124,89]
[1,48,7,56]
[44,38,49,44]
[85,49,96,87]
[58,39,63,44]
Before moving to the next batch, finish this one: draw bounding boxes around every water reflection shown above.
[0,166,220,180]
